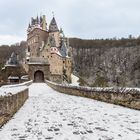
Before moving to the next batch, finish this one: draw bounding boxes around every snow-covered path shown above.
[0,83,140,140]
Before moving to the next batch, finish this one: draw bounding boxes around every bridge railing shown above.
[0,81,32,128]
[46,80,140,110]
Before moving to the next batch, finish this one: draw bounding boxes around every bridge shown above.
[0,83,140,139]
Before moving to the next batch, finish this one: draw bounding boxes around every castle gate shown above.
[28,58,50,82]
[34,70,44,82]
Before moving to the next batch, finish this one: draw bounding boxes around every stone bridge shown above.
[0,83,140,140]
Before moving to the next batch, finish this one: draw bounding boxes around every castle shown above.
[2,15,72,84]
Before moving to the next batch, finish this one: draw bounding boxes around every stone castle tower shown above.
[26,15,72,83]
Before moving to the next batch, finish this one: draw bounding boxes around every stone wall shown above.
[46,80,140,110]
[50,74,63,84]
[65,58,72,83]
[27,28,49,57]
[28,63,50,81]
[0,88,28,128]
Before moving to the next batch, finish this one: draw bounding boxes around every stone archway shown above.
[34,70,44,82]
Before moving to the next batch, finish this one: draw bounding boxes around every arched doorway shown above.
[34,70,44,82]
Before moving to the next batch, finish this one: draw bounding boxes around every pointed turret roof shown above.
[49,17,59,32]
[31,17,35,25]
[36,16,39,24]
[60,28,65,38]
[28,23,31,29]
[59,41,67,57]
[7,52,19,66]
[40,16,43,24]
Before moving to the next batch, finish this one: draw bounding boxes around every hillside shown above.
[69,38,140,87]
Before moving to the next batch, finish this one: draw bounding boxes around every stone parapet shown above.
[0,88,28,128]
[46,80,140,110]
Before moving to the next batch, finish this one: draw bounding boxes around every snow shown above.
[1,80,32,88]
[0,86,27,96]
[1,67,5,70]
[88,87,140,94]
[8,76,19,80]
[0,83,140,139]
[126,87,140,91]
[70,73,140,93]
[70,74,79,86]
[70,74,140,94]
[21,75,29,80]
[0,81,32,96]
[5,64,17,67]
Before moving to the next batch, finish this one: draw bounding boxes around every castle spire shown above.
[27,23,31,33]
[60,27,65,38]
[31,17,35,26]
[36,15,39,24]
[49,16,59,32]
[7,52,18,65]
[28,23,31,29]
[52,11,54,17]
[40,16,42,24]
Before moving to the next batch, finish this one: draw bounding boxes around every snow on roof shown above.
[8,76,19,80]
[50,47,63,57]
[21,75,29,80]
[2,67,5,70]
[26,56,30,60]
[5,64,18,67]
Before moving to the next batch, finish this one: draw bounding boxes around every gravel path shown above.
[0,83,140,140]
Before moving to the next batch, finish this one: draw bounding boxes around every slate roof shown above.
[7,52,18,65]
[49,17,59,32]
[59,41,68,57]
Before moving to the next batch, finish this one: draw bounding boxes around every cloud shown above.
[0,34,25,45]
[0,0,140,45]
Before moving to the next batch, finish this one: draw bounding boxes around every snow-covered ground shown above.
[0,83,140,140]
[71,74,79,86]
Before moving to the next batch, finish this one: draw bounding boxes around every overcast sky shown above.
[0,0,140,45]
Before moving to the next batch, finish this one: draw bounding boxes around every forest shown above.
[0,37,140,87]
[69,37,140,87]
